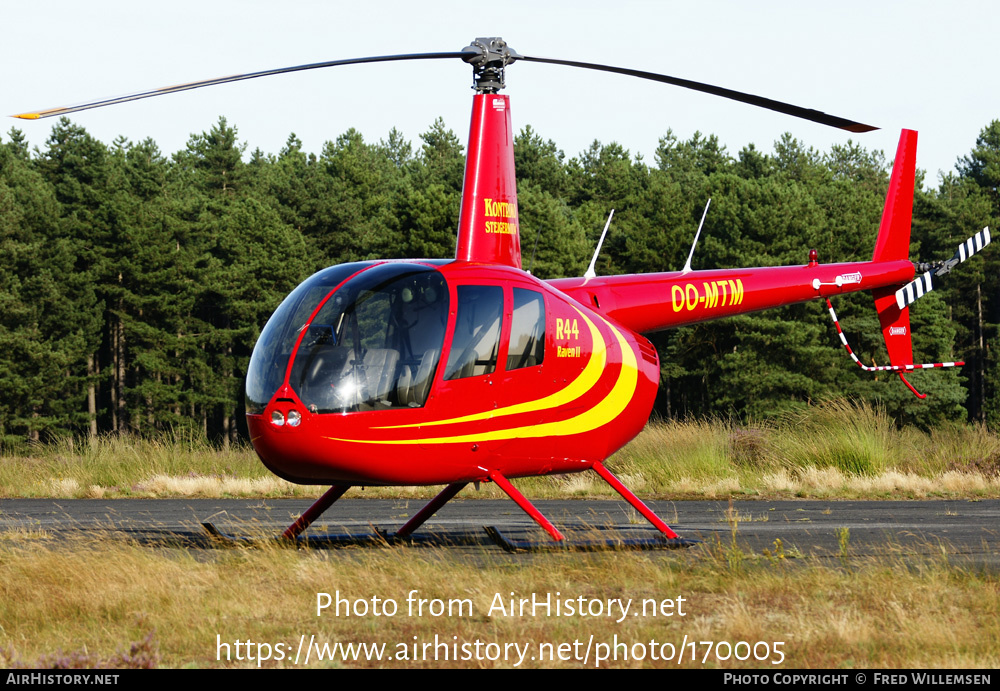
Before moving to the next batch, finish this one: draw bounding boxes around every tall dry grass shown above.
[605,399,1000,499]
[2,400,998,499]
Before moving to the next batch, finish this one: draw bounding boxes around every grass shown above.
[1,399,998,500]
[0,433,322,499]
[2,399,996,669]
[0,531,996,668]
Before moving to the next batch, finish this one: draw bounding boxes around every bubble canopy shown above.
[245,262,449,415]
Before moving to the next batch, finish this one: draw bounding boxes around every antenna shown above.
[527,224,542,275]
[584,209,615,279]
[682,198,711,274]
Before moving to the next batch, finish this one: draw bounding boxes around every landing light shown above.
[287,409,302,427]
[271,410,285,427]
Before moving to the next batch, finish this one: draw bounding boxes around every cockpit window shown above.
[246,262,450,415]
[288,263,449,413]
[444,285,503,380]
[246,262,375,414]
[507,288,545,370]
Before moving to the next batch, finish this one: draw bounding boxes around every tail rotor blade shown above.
[895,226,991,309]
[895,271,934,310]
[955,226,991,266]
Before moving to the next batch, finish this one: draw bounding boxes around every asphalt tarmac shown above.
[1,497,997,565]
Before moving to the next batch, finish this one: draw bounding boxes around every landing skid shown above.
[202,521,386,546]
[202,521,483,547]
[484,526,700,552]
[254,464,691,547]
[202,521,700,551]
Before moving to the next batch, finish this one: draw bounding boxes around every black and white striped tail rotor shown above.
[896,270,935,310]
[956,226,992,264]
[895,226,991,310]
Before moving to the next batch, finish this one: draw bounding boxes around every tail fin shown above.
[872,130,920,393]
[872,129,917,264]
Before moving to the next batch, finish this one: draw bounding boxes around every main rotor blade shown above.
[518,54,877,133]
[13,52,469,120]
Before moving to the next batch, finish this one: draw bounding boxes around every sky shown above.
[2,0,997,188]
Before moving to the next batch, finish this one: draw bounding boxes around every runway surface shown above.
[1,497,998,565]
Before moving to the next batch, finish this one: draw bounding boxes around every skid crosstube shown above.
[487,464,682,541]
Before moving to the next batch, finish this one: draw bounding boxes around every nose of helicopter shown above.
[247,388,337,484]
[243,261,454,484]
[247,387,380,485]
[247,381,481,487]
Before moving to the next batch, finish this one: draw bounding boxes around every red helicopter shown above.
[16,38,991,547]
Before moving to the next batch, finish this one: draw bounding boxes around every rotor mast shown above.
[454,38,523,268]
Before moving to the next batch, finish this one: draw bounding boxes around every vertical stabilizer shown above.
[455,93,522,268]
[872,129,917,263]
[872,130,918,375]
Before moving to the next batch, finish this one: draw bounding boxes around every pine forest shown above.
[2,117,998,448]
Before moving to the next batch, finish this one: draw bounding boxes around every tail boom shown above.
[550,130,977,400]
[549,259,913,335]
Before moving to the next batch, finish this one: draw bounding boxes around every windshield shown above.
[246,262,375,414]
[246,262,449,415]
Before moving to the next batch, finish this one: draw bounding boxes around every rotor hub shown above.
[461,37,521,94]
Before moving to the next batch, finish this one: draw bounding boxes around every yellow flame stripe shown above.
[374,305,605,430]
[324,313,638,445]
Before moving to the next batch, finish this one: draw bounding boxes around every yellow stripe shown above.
[375,305,605,429]
[324,313,639,445]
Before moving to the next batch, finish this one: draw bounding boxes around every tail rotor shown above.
[825,130,991,398]
[895,227,991,309]
[837,224,992,399]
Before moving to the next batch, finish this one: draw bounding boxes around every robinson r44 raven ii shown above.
[17,38,992,548]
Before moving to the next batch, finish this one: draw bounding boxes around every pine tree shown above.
[0,137,69,442]
[923,130,999,425]
[170,118,313,445]
[34,119,110,437]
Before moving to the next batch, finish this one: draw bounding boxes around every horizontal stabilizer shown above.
[896,226,991,309]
